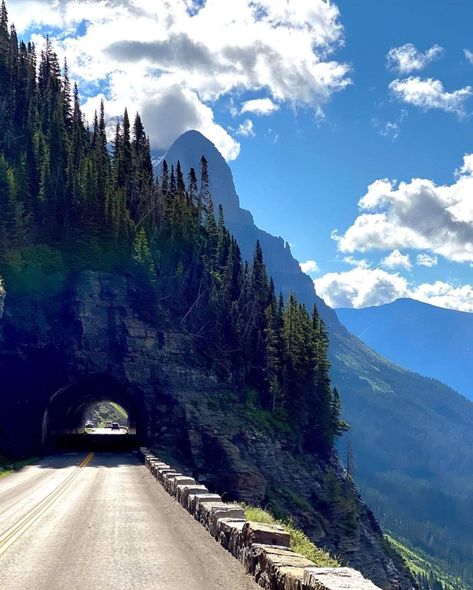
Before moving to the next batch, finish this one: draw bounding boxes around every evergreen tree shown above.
[0,2,348,460]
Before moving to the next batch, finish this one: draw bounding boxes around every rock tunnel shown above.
[42,374,145,451]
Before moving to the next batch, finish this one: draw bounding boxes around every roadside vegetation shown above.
[243,504,339,567]
[0,457,37,478]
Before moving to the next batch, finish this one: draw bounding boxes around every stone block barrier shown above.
[139,447,381,590]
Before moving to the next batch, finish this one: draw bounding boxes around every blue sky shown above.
[10,0,473,311]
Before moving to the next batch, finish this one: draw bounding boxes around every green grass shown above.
[386,535,467,590]
[0,457,38,479]
[243,505,339,567]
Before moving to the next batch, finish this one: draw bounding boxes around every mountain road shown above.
[0,452,259,590]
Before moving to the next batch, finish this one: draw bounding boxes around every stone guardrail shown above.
[139,447,381,590]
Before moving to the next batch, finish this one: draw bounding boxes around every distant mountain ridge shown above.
[161,130,473,587]
[337,298,473,400]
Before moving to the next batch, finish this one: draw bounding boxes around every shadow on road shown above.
[55,433,139,453]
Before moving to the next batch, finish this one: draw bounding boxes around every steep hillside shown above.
[162,131,473,587]
[337,298,473,400]
[0,18,413,589]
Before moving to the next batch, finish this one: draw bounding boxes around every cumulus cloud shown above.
[11,0,350,159]
[381,250,412,270]
[336,153,473,264]
[314,267,409,309]
[300,260,319,274]
[387,43,444,74]
[241,98,279,116]
[389,77,473,116]
[416,253,438,267]
[315,268,473,312]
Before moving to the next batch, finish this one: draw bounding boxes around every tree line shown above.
[0,0,347,454]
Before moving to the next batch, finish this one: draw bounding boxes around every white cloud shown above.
[300,260,319,274]
[382,250,412,270]
[7,1,63,32]
[416,253,438,267]
[413,281,473,312]
[236,119,255,138]
[464,49,473,65]
[314,267,409,309]
[387,43,444,74]
[342,256,371,269]
[390,77,473,117]
[10,0,350,159]
[241,98,279,116]
[315,268,473,312]
[337,154,473,264]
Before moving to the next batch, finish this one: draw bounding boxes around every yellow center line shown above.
[0,452,94,558]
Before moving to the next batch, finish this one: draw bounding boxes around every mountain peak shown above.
[161,130,340,331]
[167,129,220,157]
[161,130,249,225]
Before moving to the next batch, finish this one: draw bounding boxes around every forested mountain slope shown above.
[337,298,473,400]
[163,131,473,588]
[0,5,412,587]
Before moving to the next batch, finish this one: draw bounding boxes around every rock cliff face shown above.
[0,271,412,590]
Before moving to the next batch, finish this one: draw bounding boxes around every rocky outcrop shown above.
[0,270,413,590]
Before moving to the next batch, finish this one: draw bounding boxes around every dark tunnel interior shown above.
[42,374,143,451]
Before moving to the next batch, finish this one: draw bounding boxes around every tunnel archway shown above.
[42,374,145,451]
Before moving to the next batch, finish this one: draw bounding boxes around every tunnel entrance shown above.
[42,375,143,452]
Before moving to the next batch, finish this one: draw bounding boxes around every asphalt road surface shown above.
[86,427,128,435]
[0,453,259,590]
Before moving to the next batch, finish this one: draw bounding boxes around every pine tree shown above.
[188,167,197,206]
[199,155,211,219]
[0,1,11,152]
[133,227,155,278]
[0,9,348,464]
[0,1,9,90]
[0,154,21,251]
